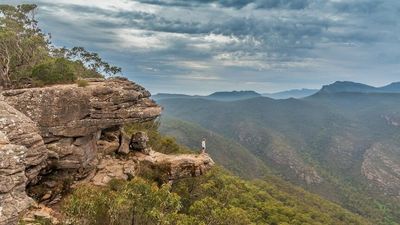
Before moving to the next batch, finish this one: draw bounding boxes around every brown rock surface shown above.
[2,78,161,171]
[0,101,47,184]
[2,77,161,138]
[90,156,137,186]
[135,151,215,182]
[0,131,34,225]
[89,151,214,186]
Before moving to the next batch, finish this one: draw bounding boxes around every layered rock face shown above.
[0,101,48,184]
[2,78,161,172]
[0,78,215,224]
[0,131,33,225]
[0,101,47,224]
[136,151,215,181]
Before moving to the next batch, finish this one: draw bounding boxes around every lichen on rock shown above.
[0,131,34,225]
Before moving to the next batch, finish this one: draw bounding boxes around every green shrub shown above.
[136,161,171,185]
[29,58,104,87]
[31,58,76,85]
[76,79,89,87]
[63,178,184,225]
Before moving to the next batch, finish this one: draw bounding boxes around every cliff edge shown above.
[0,78,214,225]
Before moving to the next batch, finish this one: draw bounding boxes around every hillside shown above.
[317,81,400,94]
[263,88,318,99]
[154,91,261,102]
[157,92,400,224]
[207,91,261,101]
[160,116,270,178]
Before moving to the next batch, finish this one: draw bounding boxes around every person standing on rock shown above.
[201,138,206,153]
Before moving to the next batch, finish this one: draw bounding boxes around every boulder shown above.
[130,131,151,154]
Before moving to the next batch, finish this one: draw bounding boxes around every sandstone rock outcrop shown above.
[0,77,215,224]
[0,101,47,184]
[90,155,137,186]
[0,131,34,225]
[89,151,214,186]
[135,151,215,182]
[2,78,161,172]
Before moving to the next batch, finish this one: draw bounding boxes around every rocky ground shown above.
[0,78,214,225]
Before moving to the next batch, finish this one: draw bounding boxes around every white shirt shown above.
[201,140,206,148]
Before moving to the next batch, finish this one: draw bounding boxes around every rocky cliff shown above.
[0,101,46,225]
[2,77,161,172]
[0,78,214,225]
[0,100,48,184]
[0,131,33,225]
[362,143,400,197]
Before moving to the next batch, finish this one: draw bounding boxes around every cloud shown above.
[136,0,312,10]
[2,0,400,94]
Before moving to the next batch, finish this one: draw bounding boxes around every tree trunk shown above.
[131,211,135,225]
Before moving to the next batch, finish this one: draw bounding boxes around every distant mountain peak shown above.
[207,90,262,101]
[316,81,400,94]
[153,90,262,102]
[263,88,318,99]
[208,90,261,97]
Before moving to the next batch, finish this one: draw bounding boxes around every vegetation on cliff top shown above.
[0,4,121,88]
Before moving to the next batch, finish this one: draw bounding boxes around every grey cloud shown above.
[332,0,384,14]
[4,0,399,94]
[136,0,312,9]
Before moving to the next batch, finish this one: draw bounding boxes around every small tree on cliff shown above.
[0,4,48,87]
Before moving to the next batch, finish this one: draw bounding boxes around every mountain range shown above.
[317,81,400,94]
[263,88,318,99]
[156,81,400,224]
[156,81,400,101]
[154,90,261,101]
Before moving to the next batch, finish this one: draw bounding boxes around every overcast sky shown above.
[4,0,400,94]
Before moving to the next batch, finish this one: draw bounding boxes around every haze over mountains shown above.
[154,90,262,101]
[156,81,400,101]
[156,80,400,224]
[263,88,318,99]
